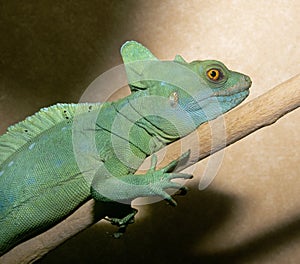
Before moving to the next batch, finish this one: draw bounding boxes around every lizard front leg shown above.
[91,150,192,205]
[91,150,192,235]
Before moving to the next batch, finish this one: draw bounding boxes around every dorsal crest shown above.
[0,103,102,165]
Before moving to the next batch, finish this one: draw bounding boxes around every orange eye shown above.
[206,68,221,81]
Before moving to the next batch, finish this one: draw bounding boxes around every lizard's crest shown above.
[121,41,158,91]
[0,103,101,166]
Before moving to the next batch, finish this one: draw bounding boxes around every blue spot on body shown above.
[0,171,4,176]
[55,159,63,167]
[8,161,14,167]
[28,142,36,150]
[27,178,36,184]
[8,195,14,203]
[61,126,67,131]
[160,81,166,86]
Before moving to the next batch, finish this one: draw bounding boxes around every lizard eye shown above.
[206,68,223,82]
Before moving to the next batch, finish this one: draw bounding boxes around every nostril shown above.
[244,75,252,86]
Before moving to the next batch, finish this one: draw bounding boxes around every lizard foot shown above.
[142,150,193,206]
[91,151,192,207]
[104,208,138,238]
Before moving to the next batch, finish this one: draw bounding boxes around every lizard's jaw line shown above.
[188,80,251,112]
[212,82,251,97]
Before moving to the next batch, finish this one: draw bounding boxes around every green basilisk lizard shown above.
[0,41,251,255]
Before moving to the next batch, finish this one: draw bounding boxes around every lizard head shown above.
[121,41,251,142]
[128,59,252,141]
[182,59,251,116]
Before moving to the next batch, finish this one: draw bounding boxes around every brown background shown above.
[1,1,300,263]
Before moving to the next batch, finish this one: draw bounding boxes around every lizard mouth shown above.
[213,75,252,97]
[185,75,251,112]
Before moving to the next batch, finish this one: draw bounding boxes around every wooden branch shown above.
[1,74,300,264]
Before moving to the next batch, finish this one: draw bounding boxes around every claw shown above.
[167,173,193,180]
[178,186,188,195]
[161,150,191,173]
[113,227,126,239]
[104,208,137,227]
[164,181,186,191]
[152,188,178,206]
[165,197,177,206]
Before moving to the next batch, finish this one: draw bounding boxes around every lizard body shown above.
[0,41,251,255]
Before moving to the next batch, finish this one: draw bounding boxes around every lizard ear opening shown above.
[169,91,179,108]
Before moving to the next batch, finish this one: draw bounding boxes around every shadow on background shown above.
[36,188,238,263]
[197,213,300,264]
[0,0,139,133]
[37,187,300,264]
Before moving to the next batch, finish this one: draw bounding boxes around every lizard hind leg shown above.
[94,201,138,238]
[104,208,138,238]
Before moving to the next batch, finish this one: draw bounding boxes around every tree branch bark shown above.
[1,74,300,264]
